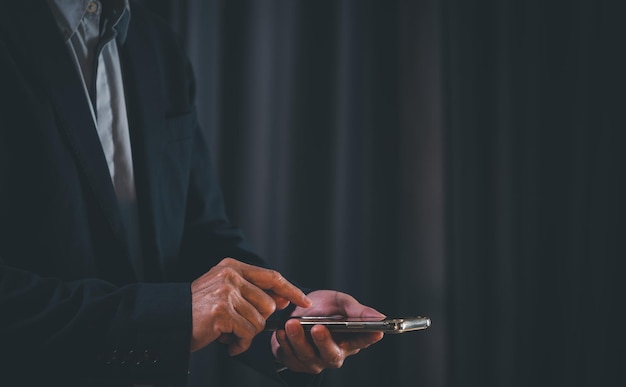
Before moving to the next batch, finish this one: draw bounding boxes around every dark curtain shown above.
[443,1,625,386]
[139,1,624,386]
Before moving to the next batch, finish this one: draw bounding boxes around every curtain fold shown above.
[140,1,624,386]
[443,1,625,386]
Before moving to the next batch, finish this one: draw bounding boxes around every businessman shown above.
[0,0,384,386]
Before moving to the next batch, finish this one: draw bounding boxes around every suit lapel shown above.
[120,21,167,280]
[4,2,135,279]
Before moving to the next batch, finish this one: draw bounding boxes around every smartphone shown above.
[265,316,431,334]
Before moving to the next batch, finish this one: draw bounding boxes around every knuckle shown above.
[264,301,277,316]
[268,269,284,283]
[217,266,239,282]
[327,350,344,368]
[213,319,230,334]
[258,297,277,318]
[214,303,233,318]
[328,358,344,369]
[231,321,256,342]
[251,315,265,334]
[219,257,236,266]
[213,285,233,300]
[310,365,324,374]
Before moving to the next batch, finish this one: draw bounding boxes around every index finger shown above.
[234,261,312,308]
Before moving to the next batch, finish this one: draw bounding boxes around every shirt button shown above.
[86,1,99,14]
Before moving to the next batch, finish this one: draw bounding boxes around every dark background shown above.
[140,1,624,386]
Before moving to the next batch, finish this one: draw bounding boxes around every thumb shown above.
[338,293,386,318]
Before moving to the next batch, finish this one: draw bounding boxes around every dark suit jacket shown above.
[0,2,297,386]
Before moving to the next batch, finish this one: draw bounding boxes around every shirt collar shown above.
[46,0,131,44]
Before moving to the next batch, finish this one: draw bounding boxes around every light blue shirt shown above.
[47,0,144,281]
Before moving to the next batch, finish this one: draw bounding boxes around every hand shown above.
[190,258,312,355]
[271,290,385,374]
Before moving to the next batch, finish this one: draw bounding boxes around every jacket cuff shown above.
[92,283,192,386]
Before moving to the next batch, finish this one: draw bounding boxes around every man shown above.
[0,0,385,386]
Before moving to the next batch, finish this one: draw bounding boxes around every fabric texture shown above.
[0,1,314,386]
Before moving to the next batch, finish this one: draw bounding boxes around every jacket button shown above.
[142,349,159,365]
[106,350,119,366]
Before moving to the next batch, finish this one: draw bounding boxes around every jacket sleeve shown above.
[0,264,192,385]
[0,26,193,386]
